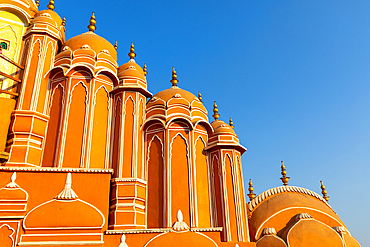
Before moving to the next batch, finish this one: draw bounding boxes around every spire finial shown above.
[55,173,78,200]
[128,42,136,59]
[62,17,66,26]
[143,63,147,76]
[280,161,290,186]
[198,91,202,102]
[247,179,256,201]
[114,41,118,50]
[229,118,234,128]
[5,172,19,188]
[320,180,329,202]
[36,0,39,7]
[47,0,55,10]
[87,12,96,32]
[170,67,178,87]
[213,101,219,120]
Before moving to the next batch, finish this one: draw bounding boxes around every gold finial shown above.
[62,17,66,26]
[198,91,203,102]
[280,161,290,186]
[170,67,178,87]
[247,179,256,201]
[320,181,329,202]
[114,41,118,50]
[47,0,55,10]
[87,12,96,32]
[229,118,234,128]
[213,101,219,120]
[36,0,39,7]
[128,42,136,59]
[143,63,147,76]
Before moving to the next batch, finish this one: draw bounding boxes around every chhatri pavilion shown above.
[0,1,361,246]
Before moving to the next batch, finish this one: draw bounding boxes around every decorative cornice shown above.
[106,229,171,234]
[0,167,113,174]
[190,227,223,232]
[248,186,332,212]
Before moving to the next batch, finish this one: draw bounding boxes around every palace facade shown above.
[0,1,361,246]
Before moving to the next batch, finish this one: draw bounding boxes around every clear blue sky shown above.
[43,0,369,244]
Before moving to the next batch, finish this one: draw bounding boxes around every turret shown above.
[108,43,152,230]
[204,102,249,242]
[5,1,65,167]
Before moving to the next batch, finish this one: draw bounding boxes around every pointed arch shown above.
[169,133,191,226]
[224,153,238,241]
[146,135,165,228]
[194,135,211,227]
[42,83,64,167]
[62,81,88,168]
[121,95,135,177]
[89,86,110,169]
[111,96,122,175]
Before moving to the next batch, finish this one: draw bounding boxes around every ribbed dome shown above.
[153,86,200,103]
[62,32,117,60]
[31,9,62,28]
[24,199,104,229]
[118,59,145,80]
[211,120,236,135]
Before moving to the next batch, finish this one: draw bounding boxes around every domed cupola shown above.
[146,67,208,126]
[206,102,245,152]
[62,12,117,63]
[118,43,146,81]
[28,1,65,42]
[21,173,104,245]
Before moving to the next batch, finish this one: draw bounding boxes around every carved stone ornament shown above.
[81,44,91,49]
[333,226,347,233]
[118,234,129,247]
[62,46,71,51]
[101,49,110,54]
[173,93,182,98]
[295,213,313,221]
[40,13,51,17]
[172,210,189,232]
[261,227,277,236]
[55,173,78,200]
[5,172,19,188]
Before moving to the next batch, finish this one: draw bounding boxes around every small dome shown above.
[211,120,236,135]
[62,32,117,60]
[248,186,345,241]
[31,9,62,28]
[118,59,145,80]
[24,199,104,229]
[153,86,200,104]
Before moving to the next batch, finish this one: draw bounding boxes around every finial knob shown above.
[248,179,256,201]
[198,91,202,102]
[171,67,178,87]
[36,0,40,7]
[229,118,234,128]
[213,101,219,120]
[143,63,147,76]
[87,12,96,32]
[128,42,136,59]
[280,161,290,186]
[47,0,55,10]
[114,41,118,50]
[320,180,329,202]
[62,17,66,26]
